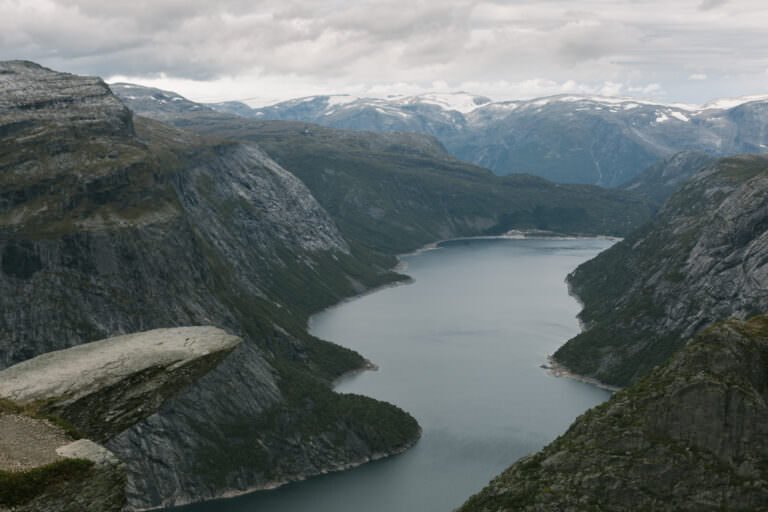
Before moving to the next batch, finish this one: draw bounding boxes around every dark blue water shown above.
[179,237,613,511]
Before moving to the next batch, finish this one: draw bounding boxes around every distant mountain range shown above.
[203,91,768,187]
[110,84,652,254]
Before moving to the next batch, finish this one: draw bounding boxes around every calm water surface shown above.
[179,238,613,512]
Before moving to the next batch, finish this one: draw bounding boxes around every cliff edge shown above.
[0,326,240,512]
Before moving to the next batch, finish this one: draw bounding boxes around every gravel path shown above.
[0,414,71,471]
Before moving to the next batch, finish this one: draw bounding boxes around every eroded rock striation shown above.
[555,154,768,386]
[460,316,768,511]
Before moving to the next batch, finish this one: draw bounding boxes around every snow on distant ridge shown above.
[253,91,768,116]
[699,94,768,111]
[398,92,491,114]
[326,95,360,107]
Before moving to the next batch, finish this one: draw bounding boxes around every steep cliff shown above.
[113,85,655,254]
[554,154,768,386]
[0,327,244,512]
[0,61,418,509]
[0,327,240,442]
[460,316,768,511]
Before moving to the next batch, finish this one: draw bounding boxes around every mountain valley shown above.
[0,59,767,512]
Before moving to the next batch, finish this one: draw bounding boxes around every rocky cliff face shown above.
[460,316,768,511]
[0,326,242,512]
[554,154,768,386]
[0,60,133,139]
[0,327,241,442]
[112,85,655,255]
[0,61,419,509]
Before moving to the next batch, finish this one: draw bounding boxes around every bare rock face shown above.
[0,60,133,138]
[555,154,768,386]
[0,327,240,441]
[0,61,420,510]
[460,316,768,512]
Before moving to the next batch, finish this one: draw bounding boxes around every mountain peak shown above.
[1,60,133,138]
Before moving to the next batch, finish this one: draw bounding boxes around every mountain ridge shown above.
[111,83,655,255]
[194,87,768,186]
[555,153,768,386]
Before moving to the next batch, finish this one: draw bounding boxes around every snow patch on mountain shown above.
[700,94,768,111]
[326,95,360,107]
[398,92,491,113]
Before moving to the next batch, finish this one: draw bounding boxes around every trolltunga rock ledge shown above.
[0,326,241,441]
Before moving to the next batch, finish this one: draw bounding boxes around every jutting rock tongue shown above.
[0,326,241,442]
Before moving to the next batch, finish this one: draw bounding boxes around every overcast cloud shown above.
[1,0,767,105]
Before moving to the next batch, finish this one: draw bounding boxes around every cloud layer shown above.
[2,0,767,104]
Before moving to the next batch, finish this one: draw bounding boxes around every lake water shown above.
[180,237,613,512]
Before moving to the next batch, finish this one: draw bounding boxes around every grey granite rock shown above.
[56,439,121,467]
[0,327,241,441]
[555,154,768,386]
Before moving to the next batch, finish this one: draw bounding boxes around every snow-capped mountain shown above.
[207,91,768,187]
[110,83,213,119]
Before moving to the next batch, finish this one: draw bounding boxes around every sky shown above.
[2,0,767,107]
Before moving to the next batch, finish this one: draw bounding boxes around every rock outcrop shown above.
[0,327,245,512]
[460,316,768,511]
[0,327,240,441]
[0,61,419,509]
[0,60,133,139]
[555,154,768,386]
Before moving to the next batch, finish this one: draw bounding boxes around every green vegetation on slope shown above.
[0,459,95,507]
[134,111,655,254]
[554,154,768,387]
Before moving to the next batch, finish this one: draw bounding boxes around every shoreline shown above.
[313,231,621,393]
[319,230,621,320]
[188,231,618,512]
[332,359,379,387]
[150,434,421,511]
[542,356,622,392]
